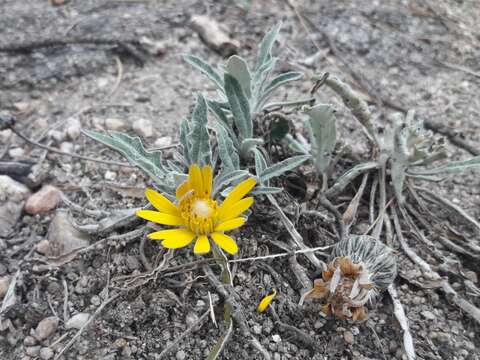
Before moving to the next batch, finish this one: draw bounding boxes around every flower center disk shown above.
[180,195,217,235]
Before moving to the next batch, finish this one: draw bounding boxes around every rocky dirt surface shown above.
[0,0,479,359]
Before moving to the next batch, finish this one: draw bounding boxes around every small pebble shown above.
[25,346,41,356]
[25,185,62,215]
[176,350,186,360]
[272,334,281,343]
[252,325,262,335]
[105,118,127,131]
[23,336,37,346]
[8,147,25,158]
[344,331,354,345]
[39,347,54,360]
[104,171,117,181]
[59,142,73,153]
[65,313,90,330]
[65,118,81,140]
[35,240,50,255]
[132,118,154,138]
[48,130,64,142]
[34,317,59,340]
[421,310,435,321]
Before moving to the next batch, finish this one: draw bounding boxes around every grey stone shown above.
[23,336,37,346]
[0,176,30,237]
[25,346,41,357]
[48,210,90,256]
[0,276,9,299]
[34,317,59,340]
[132,118,154,138]
[39,347,54,360]
[175,350,186,360]
[65,313,90,330]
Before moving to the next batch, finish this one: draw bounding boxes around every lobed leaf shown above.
[304,104,337,174]
[224,73,252,140]
[183,54,224,92]
[215,123,240,172]
[259,154,310,183]
[226,55,252,98]
[255,22,282,71]
[188,94,212,166]
[212,169,249,196]
[82,129,169,186]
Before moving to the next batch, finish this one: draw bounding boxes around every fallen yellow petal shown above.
[257,289,277,313]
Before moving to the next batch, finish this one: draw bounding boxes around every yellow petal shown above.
[189,164,203,196]
[215,217,245,232]
[145,188,180,215]
[202,165,213,198]
[176,180,192,200]
[161,230,196,249]
[218,197,253,222]
[193,234,210,254]
[211,232,238,255]
[148,228,195,243]
[258,289,277,313]
[218,178,256,217]
[136,210,184,226]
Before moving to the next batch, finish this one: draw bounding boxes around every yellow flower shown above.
[136,164,256,255]
[258,289,277,313]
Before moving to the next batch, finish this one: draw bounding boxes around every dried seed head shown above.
[304,235,396,321]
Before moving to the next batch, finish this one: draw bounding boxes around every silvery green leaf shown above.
[183,54,224,92]
[255,22,281,71]
[215,123,240,171]
[325,161,379,197]
[224,73,252,140]
[239,137,263,158]
[253,148,268,174]
[82,129,167,185]
[408,156,480,175]
[256,71,303,111]
[172,172,188,187]
[179,119,191,165]
[252,57,276,101]
[285,134,310,154]
[259,154,310,183]
[250,186,283,195]
[189,94,211,166]
[167,160,183,173]
[213,169,249,196]
[207,100,239,147]
[390,159,407,203]
[226,55,252,98]
[253,148,269,186]
[304,104,337,174]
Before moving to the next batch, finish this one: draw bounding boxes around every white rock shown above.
[0,176,30,237]
[132,118,154,138]
[48,130,64,142]
[39,347,54,360]
[272,334,281,343]
[104,171,117,181]
[35,240,50,255]
[154,136,172,148]
[8,147,25,158]
[48,210,90,256]
[65,118,81,140]
[65,313,90,330]
[59,142,73,153]
[34,317,59,341]
[105,118,127,131]
[0,129,12,142]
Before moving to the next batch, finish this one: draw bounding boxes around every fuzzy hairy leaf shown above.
[179,119,191,165]
[183,54,224,92]
[207,100,239,148]
[255,22,281,71]
[253,148,268,174]
[326,161,379,197]
[259,154,310,183]
[256,71,303,111]
[226,55,252,98]
[239,137,263,158]
[224,73,252,140]
[409,156,480,175]
[252,58,276,102]
[305,104,337,174]
[82,129,169,185]
[216,123,240,171]
[213,169,249,196]
[250,186,283,195]
[188,94,212,166]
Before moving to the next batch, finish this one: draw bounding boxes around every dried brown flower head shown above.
[303,235,396,322]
